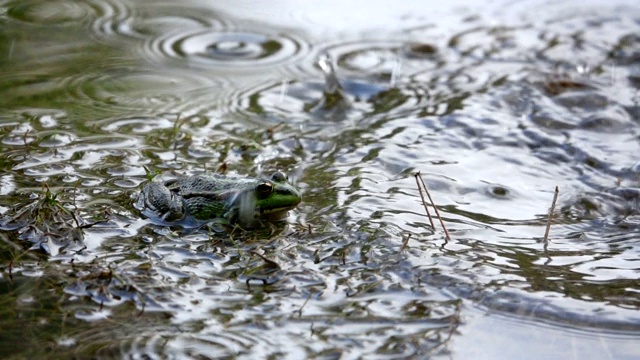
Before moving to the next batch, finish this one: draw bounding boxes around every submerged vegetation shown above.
[1,184,100,257]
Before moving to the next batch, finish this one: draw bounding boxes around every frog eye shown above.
[271,171,287,183]
[256,182,273,195]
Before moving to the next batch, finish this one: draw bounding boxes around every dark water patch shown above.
[485,183,512,199]
[577,108,635,132]
[6,0,94,25]
[562,186,640,224]
[609,33,640,66]
[553,91,609,110]
[6,0,140,47]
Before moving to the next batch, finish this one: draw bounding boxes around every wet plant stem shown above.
[414,172,436,229]
[296,290,314,318]
[415,172,451,240]
[543,186,559,250]
[400,233,412,252]
[426,301,461,355]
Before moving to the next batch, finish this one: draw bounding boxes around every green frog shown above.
[136,171,302,228]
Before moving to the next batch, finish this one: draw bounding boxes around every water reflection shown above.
[7,0,96,25]
[0,0,640,358]
[130,2,311,72]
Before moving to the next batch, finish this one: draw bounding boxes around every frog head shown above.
[230,171,302,227]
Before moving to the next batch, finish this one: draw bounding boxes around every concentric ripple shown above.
[226,78,430,127]
[56,69,226,116]
[87,0,141,40]
[146,28,310,70]
[318,41,442,81]
[215,40,442,126]
[6,0,94,25]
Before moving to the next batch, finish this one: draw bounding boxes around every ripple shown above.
[0,68,217,119]
[146,28,310,70]
[87,0,140,40]
[6,0,93,25]
[130,2,228,37]
[36,131,76,147]
[78,325,265,359]
[225,72,429,126]
[57,70,223,115]
[4,2,640,359]
[96,116,177,134]
[7,0,140,40]
[11,134,140,172]
[318,40,442,81]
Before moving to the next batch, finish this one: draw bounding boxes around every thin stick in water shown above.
[417,172,451,240]
[414,172,436,230]
[400,233,412,252]
[543,186,559,249]
[296,290,314,318]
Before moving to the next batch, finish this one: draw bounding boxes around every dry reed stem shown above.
[415,172,451,240]
[414,172,436,230]
[543,186,559,250]
[296,290,314,318]
[400,233,412,252]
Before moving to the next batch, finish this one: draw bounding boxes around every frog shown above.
[135,171,302,229]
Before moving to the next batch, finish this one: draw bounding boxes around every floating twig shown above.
[415,172,451,240]
[543,186,559,251]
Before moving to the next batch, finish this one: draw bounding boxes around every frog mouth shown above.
[259,204,298,220]
[257,193,301,216]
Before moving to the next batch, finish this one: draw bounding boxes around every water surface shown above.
[1,0,639,358]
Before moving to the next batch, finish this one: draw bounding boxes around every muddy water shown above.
[1,0,639,358]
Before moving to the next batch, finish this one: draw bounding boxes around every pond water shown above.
[1,0,639,358]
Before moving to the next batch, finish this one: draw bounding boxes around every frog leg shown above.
[142,182,186,222]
